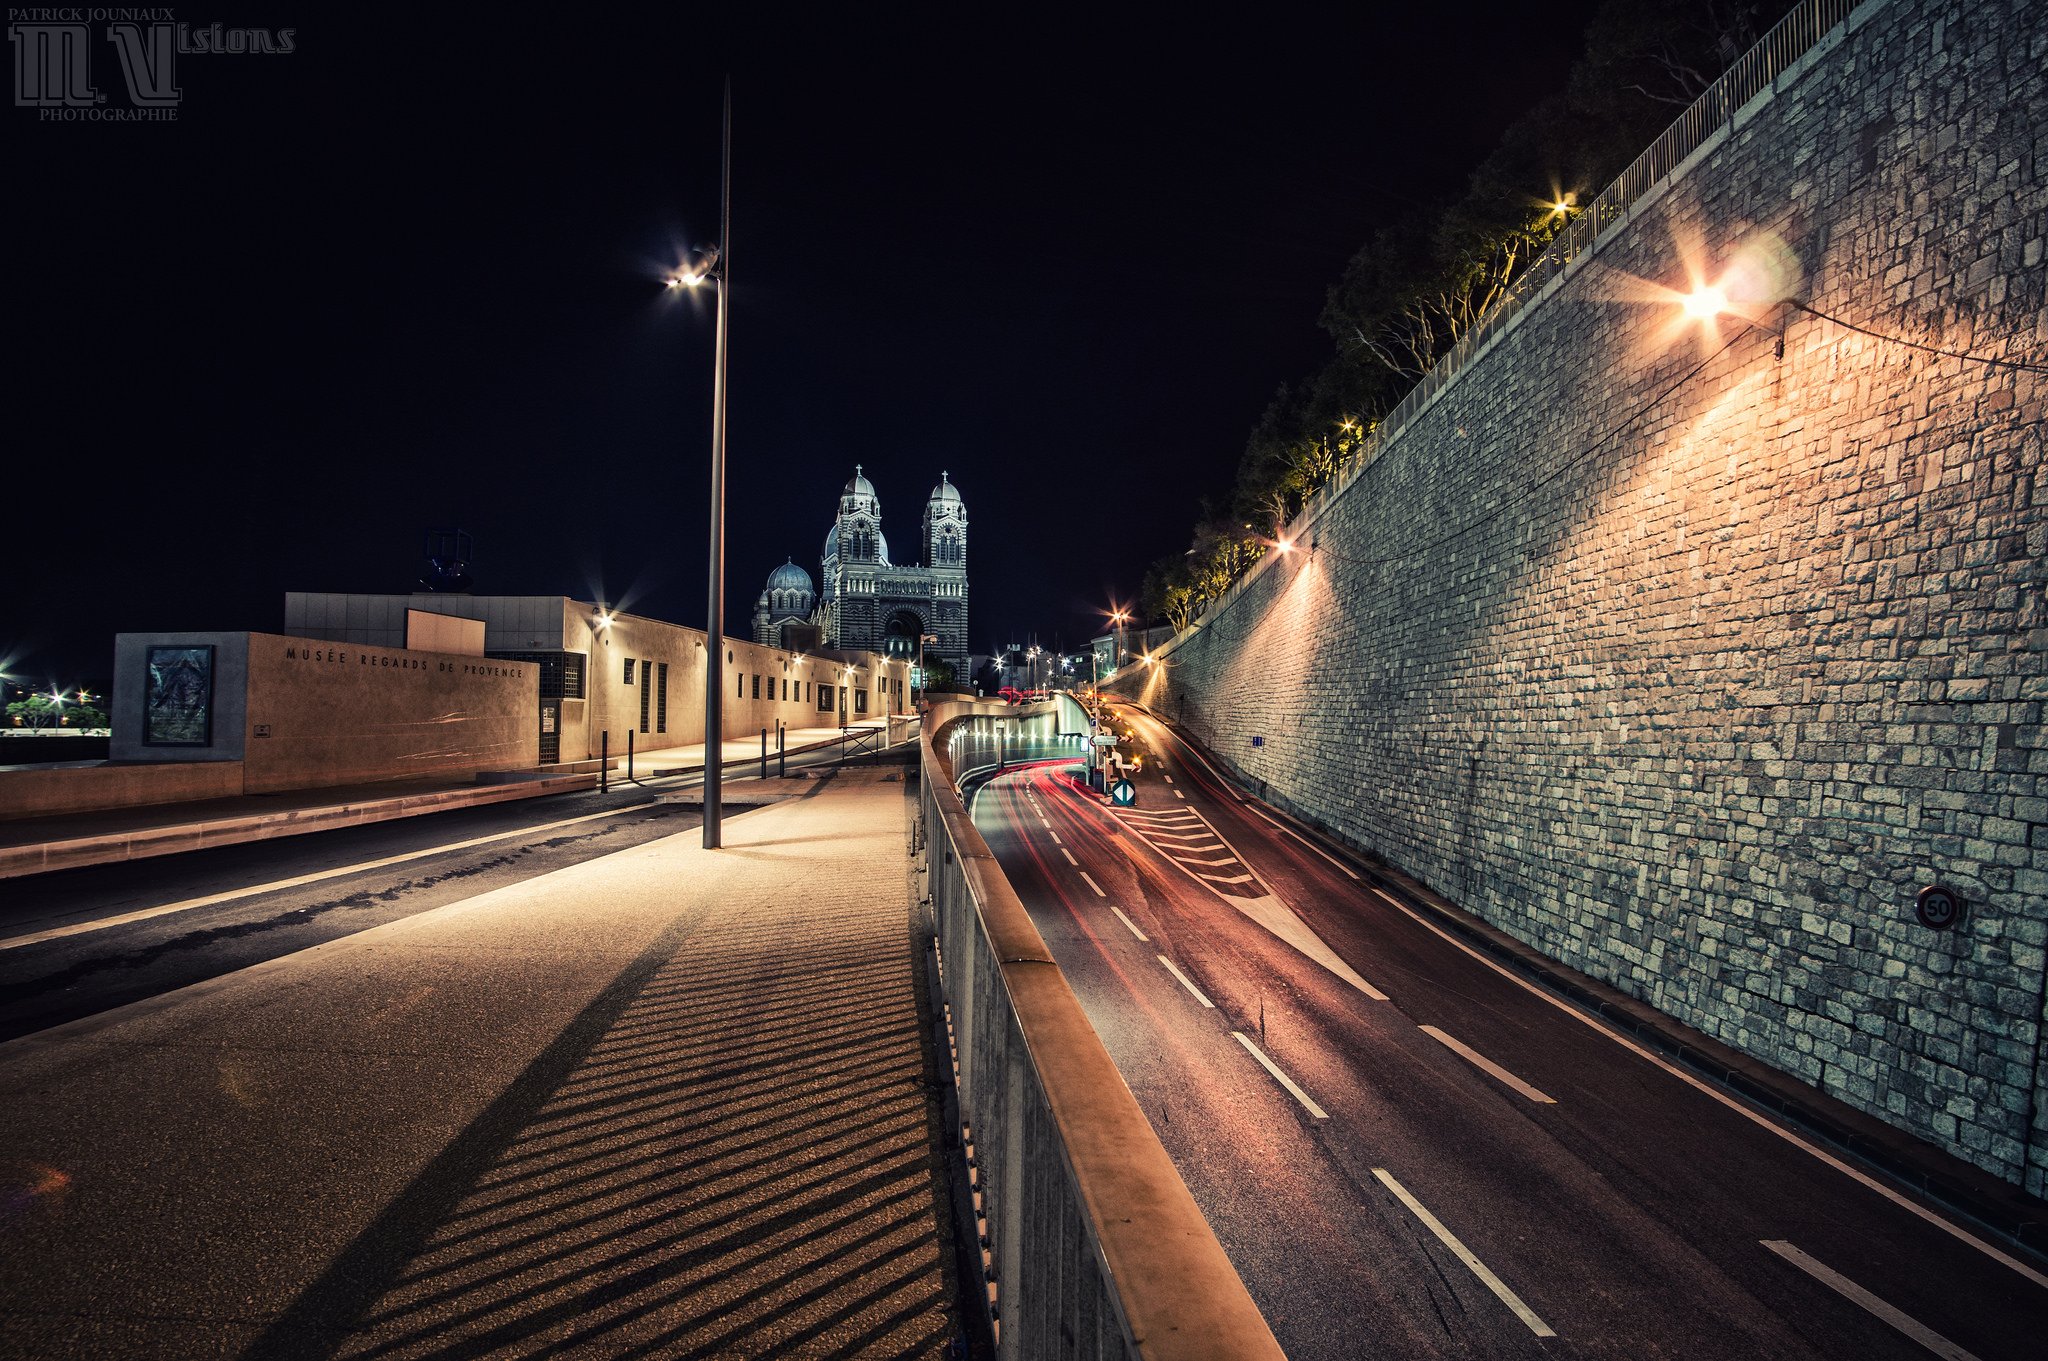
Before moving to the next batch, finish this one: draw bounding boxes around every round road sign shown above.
[1914,884,1962,930]
[1111,779,1136,806]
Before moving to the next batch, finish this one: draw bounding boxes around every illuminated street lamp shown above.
[668,82,732,850]
[916,632,938,709]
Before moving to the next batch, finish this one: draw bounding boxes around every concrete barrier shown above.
[0,759,246,821]
[919,701,1283,1361]
[0,771,600,880]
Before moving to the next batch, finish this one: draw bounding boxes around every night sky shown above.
[10,7,1603,685]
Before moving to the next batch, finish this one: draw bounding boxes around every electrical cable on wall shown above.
[1787,300,2048,373]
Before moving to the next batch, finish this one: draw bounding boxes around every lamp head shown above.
[1681,284,1729,320]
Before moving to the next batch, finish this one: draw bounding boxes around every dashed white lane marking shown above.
[1762,1241,1979,1361]
[1233,1032,1327,1119]
[1163,773,1174,784]
[1078,871,1106,898]
[1147,720,1246,802]
[1248,804,1360,880]
[1420,1025,1556,1103]
[1038,817,1052,829]
[1367,888,2048,1289]
[1048,831,1062,847]
[1109,906,1149,941]
[1060,847,1078,866]
[1174,789,1186,799]
[1158,955,1215,1008]
[1373,1168,1554,1337]
[0,801,660,950]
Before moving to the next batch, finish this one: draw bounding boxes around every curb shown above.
[0,772,600,880]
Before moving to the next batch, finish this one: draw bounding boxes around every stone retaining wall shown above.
[1111,0,2047,1192]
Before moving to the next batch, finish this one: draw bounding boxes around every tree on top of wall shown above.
[1134,0,1799,636]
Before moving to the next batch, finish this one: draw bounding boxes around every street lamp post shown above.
[917,632,938,710]
[669,82,733,850]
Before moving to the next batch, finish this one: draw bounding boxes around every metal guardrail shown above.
[918,701,1284,1361]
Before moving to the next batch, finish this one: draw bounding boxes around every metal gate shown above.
[538,700,560,764]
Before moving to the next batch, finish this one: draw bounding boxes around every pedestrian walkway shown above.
[617,717,906,778]
[0,769,966,1358]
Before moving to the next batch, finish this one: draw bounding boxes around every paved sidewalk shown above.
[616,718,904,778]
[0,769,965,1358]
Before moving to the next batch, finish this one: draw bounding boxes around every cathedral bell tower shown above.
[921,472,969,671]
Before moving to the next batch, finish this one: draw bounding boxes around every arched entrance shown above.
[882,608,926,661]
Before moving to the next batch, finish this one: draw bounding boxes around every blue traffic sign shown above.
[1111,779,1136,806]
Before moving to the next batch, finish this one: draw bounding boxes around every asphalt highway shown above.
[0,742,880,1043]
[971,703,2048,1361]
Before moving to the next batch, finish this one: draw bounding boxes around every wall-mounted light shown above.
[1680,284,1729,320]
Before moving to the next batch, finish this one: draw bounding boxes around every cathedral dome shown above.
[844,470,876,497]
[766,559,813,595]
[928,472,962,504]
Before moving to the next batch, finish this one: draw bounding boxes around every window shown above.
[656,663,668,733]
[489,651,584,700]
[818,684,835,713]
[854,690,869,715]
[782,678,789,701]
[751,674,760,700]
[624,658,636,685]
[737,673,744,698]
[639,661,651,733]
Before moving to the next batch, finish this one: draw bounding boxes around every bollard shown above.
[627,729,635,782]
[778,721,786,778]
[760,728,768,781]
[600,731,609,794]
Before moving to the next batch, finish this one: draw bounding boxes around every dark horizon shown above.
[8,9,1601,687]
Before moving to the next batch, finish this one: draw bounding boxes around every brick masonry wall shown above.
[1111,0,2047,1192]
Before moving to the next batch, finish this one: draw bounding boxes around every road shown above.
[971,703,2048,1361]
[0,738,892,1044]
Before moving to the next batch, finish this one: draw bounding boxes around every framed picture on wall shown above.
[144,645,214,746]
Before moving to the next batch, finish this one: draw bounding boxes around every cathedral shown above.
[751,467,968,673]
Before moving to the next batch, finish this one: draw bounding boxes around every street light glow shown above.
[1681,283,1729,319]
